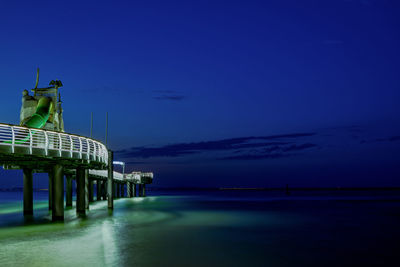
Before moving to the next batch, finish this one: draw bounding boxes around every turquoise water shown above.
[1,190,400,266]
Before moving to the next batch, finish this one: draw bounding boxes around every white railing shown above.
[89,170,124,181]
[89,170,154,183]
[126,172,154,183]
[0,123,108,165]
[140,172,154,179]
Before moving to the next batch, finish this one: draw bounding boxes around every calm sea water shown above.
[1,189,400,267]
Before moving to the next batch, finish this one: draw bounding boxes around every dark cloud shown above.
[153,95,185,101]
[116,133,317,159]
[388,136,400,142]
[361,135,400,144]
[220,143,318,161]
[152,90,185,101]
[152,90,177,94]
[283,143,318,152]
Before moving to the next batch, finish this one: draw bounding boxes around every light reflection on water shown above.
[1,191,400,266]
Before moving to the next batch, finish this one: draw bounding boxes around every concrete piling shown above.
[142,184,146,197]
[66,175,73,207]
[76,167,86,215]
[127,181,132,197]
[139,184,143,197]
[23,168,33,215]
[107,150,114,209]
[89,179,94,203]
[52,164,64,221]
[96,180,101,201]
[102,181,107,200]
[48,171,53,210]
[85,169,89,209]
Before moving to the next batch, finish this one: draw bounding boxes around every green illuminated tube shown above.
[4,97,52,145]
[24,97,53,129]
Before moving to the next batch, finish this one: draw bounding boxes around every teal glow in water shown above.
[1,190,400,266]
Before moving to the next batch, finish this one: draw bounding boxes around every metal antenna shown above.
[90,112,93,138]
[105,112,108,146]
[34,68,40,89]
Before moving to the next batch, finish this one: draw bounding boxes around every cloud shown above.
[116,132,317,159]
[219,143,318,161]
[388,136,400,142]
[283,143,318,152]
[152,90,186,101]
[152,90,177,93]
[153,95,185,101]
[360,135,400,144]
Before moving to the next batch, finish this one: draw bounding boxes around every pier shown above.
[0,123,153,220]
[0,73,153,221]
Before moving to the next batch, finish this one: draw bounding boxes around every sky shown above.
[0,0,399,188]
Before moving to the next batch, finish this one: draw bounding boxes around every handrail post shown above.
[104,145,108,164]
[44,131,49,156]
[79,137,83,159]
[58,133,62,157]
[29,128,33,154]
[86,139,90,159]
[11,126,15,153]
[69,135,73,157]
[94,142,97,161]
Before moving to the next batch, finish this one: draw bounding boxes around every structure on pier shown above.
[20,69,64,132]
[0,71,154,221]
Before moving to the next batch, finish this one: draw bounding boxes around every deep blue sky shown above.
[1,0,399,188]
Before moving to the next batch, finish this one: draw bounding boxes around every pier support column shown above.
[23,168,33,215]
[121,184,125,198]
[107,150,114,209]
[133,184,136,197]
[127,182,132,197]
[85,170,89,209]
[53,164,64,221]
[103,181,107,200]
[66,175,73,207]
[76,167,86,216]
[138,184,141,197]
[96,180,101,201]
[48,171,53,210]
[89,179,94,203]
[142,184,146,197]
[116,182,120,198]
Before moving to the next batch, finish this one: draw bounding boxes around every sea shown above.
[1,188,400,267]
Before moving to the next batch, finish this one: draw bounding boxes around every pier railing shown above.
[0,123,108,165]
